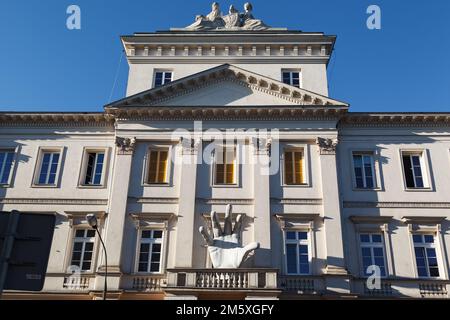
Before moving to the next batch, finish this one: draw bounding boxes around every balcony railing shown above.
[278,276,324,294]
[121,274,167,292]
[166,268,278,290]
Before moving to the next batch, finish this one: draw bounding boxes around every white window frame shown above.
[351,151,377,189]
[281,69,302,88]
[69,228,97,273]
[400,149,431,190]
[280,143,309,187]
[0,147,18,187]
[283,230,312,275]
[32,147,64,187]
[153,70,173,88]
[211,143,238,187]
[142,145,172,186]
[411,233,443,279]
[78,148,109,188]
[358,233,388,278]
[135,229,165,274]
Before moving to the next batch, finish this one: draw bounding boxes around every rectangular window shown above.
[284,149,304,185]
[70,229,96,272]
[137,230,163,273]
[402,152,425,188]
[413,234,440,278]
[359,233,387,277]
[214,145,236,185]
[282,71,301,88]
[0,150,15,185]
[37,152,60,185]
[147,149,169,184]
[285,231,310,275]
[83,152,105,186]
[353,153,376,189]
[154,71,172,87]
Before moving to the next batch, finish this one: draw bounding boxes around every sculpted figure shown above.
[187,2,225,30]
[240,2,268,30]
[199,204,259,268]
[223,5,240,29]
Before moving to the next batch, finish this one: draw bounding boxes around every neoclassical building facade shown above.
[1,4,449,299]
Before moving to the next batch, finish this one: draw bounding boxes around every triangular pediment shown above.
[105,64,348,109]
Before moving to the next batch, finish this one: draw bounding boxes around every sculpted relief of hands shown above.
[199,204,259,268]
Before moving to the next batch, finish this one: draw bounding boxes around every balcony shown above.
[165,268,280,299]
[353,278,450,299]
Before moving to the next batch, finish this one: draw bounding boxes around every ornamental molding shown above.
[105,64,348,110]
[198,198,254,205]
[65,211,107,227]
[0,198,108,205]
[129,197,179,204]
[271,198,323,205]
[129,212,175,229]
[273,213,321,230]
[316,137,338,155]
[115,136,136,154]
[344,201,450,209]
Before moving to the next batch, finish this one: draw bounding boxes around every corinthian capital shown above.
[116,136,136,154]
[316,137,338,155]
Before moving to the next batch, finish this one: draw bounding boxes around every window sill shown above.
[31,184,59,188]
[142,183,171,187]
[78,185,106,189]
[282,184,310,188]
[352,188,382,192]
[404,187,433,192]
[212,183,240,188]
[0,184,12,188]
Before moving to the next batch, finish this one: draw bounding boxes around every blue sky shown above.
[0,0,449,112]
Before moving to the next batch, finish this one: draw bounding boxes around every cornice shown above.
[107,106,347,121]
[0,113,114,127]
[340,114,450,128]
[0,198,108,205]
[344,201,450,209]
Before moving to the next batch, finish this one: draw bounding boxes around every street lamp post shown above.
[86,214,107,300]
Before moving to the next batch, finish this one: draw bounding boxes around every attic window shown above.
[154,71,173,87]
[282,70,301,88]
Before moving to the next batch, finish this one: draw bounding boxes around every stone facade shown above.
[1,7,450,300]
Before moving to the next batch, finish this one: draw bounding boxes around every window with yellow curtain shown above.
[147,149,169,184]
[284,149,304,185]
[214,145,236,185]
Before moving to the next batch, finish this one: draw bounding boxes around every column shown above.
[173,139,199,268]
[316,137,351,295]
[252,138,272,267]
[97,137,135,292]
